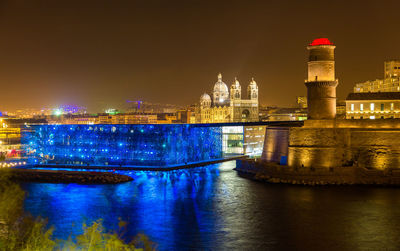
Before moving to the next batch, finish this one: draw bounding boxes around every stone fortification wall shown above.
[261,120,400,170]
[304,119,400,128]
[236,159,400,186]
[350,129,400,170]
[288,127,351,168]
[261,127,289,163]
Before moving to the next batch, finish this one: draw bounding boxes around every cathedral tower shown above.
[247,78,258,100]
[230,77,241,100]
[305,38,338,120]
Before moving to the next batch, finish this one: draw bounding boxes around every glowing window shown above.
[370,103,375,111]
[391,103,394,111]
[370,115,375,120]
[360,104,364,111]
[350,104,354,111]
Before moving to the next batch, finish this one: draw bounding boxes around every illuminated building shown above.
[259,96,308,122]
[222,125,266,156]
[296,96,307,108]
[97,113,158,124]
[105,108,120,115]
[23,124,224,166]
[196,74,259,123]
[354,61,400,92]
[336,100,346,119]
[57,105,87,115]
[7,108,53,118]
[127,100,183,114]
[176,109,192,123]
[0,118,22,158]
[59,116,98,125]
[265,108,307,121]
[345,92,400,119]
[237,38,400,176]
[22,123,266,167]
[305,38,338,120]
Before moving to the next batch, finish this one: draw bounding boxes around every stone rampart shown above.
[261,120,400,170]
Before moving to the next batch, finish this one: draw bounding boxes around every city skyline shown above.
[3,2,400,250]
[1,0,400,112]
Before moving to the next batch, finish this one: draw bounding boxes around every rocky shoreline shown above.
[236,159,400,186]
[7,168,133,184]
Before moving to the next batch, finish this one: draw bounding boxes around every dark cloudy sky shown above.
[0,0,399,112]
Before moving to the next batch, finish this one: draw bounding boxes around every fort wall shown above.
[260,120,400,171]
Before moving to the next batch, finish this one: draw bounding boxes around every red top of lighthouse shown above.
[309,38,333,46]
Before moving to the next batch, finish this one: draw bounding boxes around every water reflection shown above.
[22,161,400,250]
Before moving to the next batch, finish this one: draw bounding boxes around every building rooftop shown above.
[346,92,400,100]
[309,38,334,46]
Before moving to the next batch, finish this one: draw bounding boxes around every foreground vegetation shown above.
[0,171,156,251]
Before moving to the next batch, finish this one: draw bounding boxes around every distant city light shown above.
[105,108,119,115]
[53,109,63,116]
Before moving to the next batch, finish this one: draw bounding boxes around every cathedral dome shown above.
[213,74,229,94]
[200,93,211,101]
[200,93,211,108]
[213,73,229,106]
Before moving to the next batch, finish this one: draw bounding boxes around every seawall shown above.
[236,159,400,186]
[262,119,400,170]
[244,119,400,185]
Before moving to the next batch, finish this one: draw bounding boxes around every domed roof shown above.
[309,38,334,46]
[200,93,211,101]
[213,73,229,94]
[231,77,241,89]
[248,77,257,87]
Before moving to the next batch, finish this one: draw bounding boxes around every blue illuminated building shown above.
[22,124,223,167]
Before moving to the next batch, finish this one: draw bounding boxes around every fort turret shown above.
[305,38,338,120]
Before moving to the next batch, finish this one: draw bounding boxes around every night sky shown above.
[0,0,400,112]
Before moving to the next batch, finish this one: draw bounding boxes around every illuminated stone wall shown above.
[261,121,400,170]
[288,127,351,168]
[350,130,400,170]
[22,124,223,167]
[261,127,289,163]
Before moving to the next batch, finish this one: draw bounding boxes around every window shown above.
[360,104,364,111]
[370,103,375,111]
[391,103,394,111]
[360,116,364,119]
[381,116,384,119]
[351,104,354,111]
[381,103,384,111]
[370,115,375,120]
[351,116,354,119]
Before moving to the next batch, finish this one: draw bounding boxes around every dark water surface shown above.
[22,161,400,250]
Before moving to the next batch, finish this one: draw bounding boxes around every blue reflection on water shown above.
[22,162,225,250]
[21,160,400,250]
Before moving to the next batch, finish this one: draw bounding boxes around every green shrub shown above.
[0,170,156,251]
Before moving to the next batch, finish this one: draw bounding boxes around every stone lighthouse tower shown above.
[305,38,338,120]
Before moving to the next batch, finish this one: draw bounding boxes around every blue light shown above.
[21,124,223,167]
